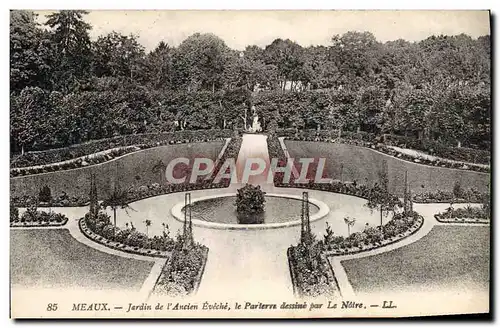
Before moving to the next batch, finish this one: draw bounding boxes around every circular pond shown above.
[171,193,330,230]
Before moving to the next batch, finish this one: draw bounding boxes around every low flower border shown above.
[323,215,424,257]
[152,245,209,297]
[10,217,68,228]
[275,184,425,257]
[78,217,170,258]
[434,214,490,224]
[287,247,342,298]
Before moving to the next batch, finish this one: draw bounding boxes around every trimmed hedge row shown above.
[11,129,235,170]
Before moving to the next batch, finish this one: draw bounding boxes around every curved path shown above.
[11,134,489,301]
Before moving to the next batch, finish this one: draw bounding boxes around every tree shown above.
[366,161,401,228]
[103,186,133,238]
[144,219,152,237]
[38,185,52,212]
[263,38,305,92]
[142,41,173,89]
[152,160,167,184]
[343,217,356,236]
[92,31,145,80]
[173,33,230,92]
[44,10,92,92]
[10,10,55,91]
[331,31,381,89]
[10,87,47,154]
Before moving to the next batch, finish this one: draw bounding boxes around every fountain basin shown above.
[171,193,330,230]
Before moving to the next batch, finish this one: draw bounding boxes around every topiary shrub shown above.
[235,184,266,224]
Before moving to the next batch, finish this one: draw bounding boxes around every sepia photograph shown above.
[8,9,491,319]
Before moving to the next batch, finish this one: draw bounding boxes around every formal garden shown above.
[10,10,490,304]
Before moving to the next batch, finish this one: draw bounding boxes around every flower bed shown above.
[434,206,490,224]
[323,212,424,256]
[11,129,235,176]
[10,205,68,227]
[276,131,490,173]
[82,209,176,257]
[11,179,234,208]
[11,146,140,177]
[382,134,490,165]
[153,240,209,297]
[79,217,171,258]
[287,242,341,298]
[412,188,487,204]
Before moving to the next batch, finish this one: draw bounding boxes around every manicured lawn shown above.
[285,140,489,196]
[10,229,154,291]
[341,225,490,295]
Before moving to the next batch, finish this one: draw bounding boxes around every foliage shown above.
[10,11,490,158]
[38,185,52,203]
[10,205,19,222]
[435,205,489,221]
[155,239,208,297]
[83,208,176,252]
[288,241,338,298]
[235,184,266,214]
[14,207,67,225]
[412,187,486,203]
[323,211,421,252]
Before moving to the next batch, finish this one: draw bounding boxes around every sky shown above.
[35,10,491,51]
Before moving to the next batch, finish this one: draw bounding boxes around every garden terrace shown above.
[341,225,490,296]
[11,129,234,169]
[276,129,490,168]
[284,140,490,196]
[10,141,225,201]
[10,229,155,291]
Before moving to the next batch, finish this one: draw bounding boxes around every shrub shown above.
[235,184,266,214]
[38,186,52,203]
[101,224,117,240]
[126,231,148,248]
[115,229,132,244]
[10,205,19,222]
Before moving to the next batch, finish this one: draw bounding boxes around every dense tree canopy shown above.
[10,10,490,154]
